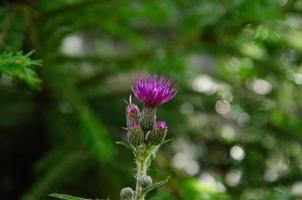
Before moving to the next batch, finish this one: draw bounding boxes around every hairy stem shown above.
[134,148,153,200]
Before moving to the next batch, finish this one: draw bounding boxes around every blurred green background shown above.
[1,0,302,199]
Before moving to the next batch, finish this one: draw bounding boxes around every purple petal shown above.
[133,74,178,107]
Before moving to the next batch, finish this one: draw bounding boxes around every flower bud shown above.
[127,125,144,146]
[126,103,140,127]
[141,107,156,131]
[146,121,167,145]
[139,175,153,189]
[120,187,134,200]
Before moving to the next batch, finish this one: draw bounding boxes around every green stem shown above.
[134,148,153,200]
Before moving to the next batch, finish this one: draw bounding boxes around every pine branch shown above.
[21,151,90,200]
[24,5,115,161]
[0,51,41,87]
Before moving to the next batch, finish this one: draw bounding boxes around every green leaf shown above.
[49,193,109,200]
[116,141,138,156]
[143,176,171,194]
[49,193,93,200]
[161,138,173,145]
[115,141,132,151]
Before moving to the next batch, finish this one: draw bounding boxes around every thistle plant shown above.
[119,74,178,200]
[50,74,177,200]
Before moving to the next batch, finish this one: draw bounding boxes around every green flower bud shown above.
[120,187,134,200]
[141,107,156,131]
[146,121,167,145]
[127,125,144,146]
[126,103,140,127]
[139,175,153,189]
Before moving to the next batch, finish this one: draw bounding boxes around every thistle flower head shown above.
[146,120,168,145]
[126,103,139,116]
[156,121,167,130]
[127,124,144,146]
[120,187,134,200]
[139,175,153,189]
[126,103,140,127]
[133,74,178,108]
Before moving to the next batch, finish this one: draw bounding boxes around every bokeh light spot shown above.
[230,145,245,161]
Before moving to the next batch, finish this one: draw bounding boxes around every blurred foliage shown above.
[1,0,302,200]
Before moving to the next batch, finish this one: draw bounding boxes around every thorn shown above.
[122,98,128,104]
[131,86,135,96]
[122,127,128,131]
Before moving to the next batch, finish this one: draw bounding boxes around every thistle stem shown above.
[134,148,152,200]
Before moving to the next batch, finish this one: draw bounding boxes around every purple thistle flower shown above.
[133,74,178,108]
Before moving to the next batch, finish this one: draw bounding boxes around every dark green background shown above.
[1,0,302,199]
